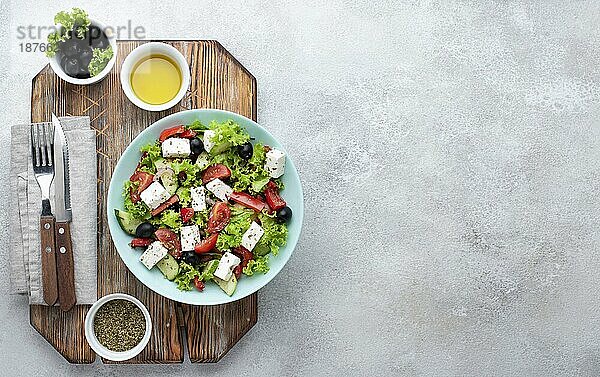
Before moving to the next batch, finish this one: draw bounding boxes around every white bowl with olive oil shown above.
[120,42,190,111]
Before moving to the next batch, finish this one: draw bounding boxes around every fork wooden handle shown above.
[40,215,58,306]
[55,221,76,311]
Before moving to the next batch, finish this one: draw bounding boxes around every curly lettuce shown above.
[150,209,181,230]
[139,142,162,173]
[88,45,114,76]
[207,120,250,155]
[174,262,201,291]
[122,180,150,219]
[256,213,288,256]
[209,143,270,194]
[170,160,200,186]
[243,255,270,276]
[216,207,254,251]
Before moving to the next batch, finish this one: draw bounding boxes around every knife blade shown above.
[52,114,72,222]
[52,114,76,311]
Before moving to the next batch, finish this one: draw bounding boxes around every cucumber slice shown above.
[213,274,237,296]
[154,158,169,171]
[254,243,270,256]
[156,254,179,280]
[200,260,219,280]
[114,209,142,235]
[160,170,178,195]
[195,152,210,171]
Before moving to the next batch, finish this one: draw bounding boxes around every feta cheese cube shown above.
[180,225,201,251]
[206,178,233,201]
[140,181,171,209]
[139,241,168,269]
[241,221,264,251]
[190,186,207,211]
[213,252,241,281]
[162,137,191,158]
[203,130,216,153]
[264,149,286,178]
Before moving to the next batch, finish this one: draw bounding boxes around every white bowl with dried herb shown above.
[84,293,152,361]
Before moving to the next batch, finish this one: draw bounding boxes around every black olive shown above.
[59,54,69,70]
[238,142,253,160]
[182,251,202,266]
[277,206,292,222]
[75,67,91,79]
[190,138,204,155]
[178,171,187,182]
[85,25,103,46]
[135,222,155,238]
[91,33,109,49]
[79,46,93,66]
[60,39,81,58]
[63,58,81,77]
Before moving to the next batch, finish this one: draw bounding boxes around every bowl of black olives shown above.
[47,10,117,85]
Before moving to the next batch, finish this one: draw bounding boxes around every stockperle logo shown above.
[16,20,146,53]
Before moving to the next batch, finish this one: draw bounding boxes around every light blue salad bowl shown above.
[107,109,304,305]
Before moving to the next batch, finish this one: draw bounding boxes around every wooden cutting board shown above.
[29,40,258,364]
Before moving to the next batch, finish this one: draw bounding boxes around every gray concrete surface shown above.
[1,1,600,376]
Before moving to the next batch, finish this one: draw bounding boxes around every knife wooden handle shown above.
[40,215,58,306]
[55,221,76,311]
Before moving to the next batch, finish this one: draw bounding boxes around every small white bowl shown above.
[120,42,191,112]
[84,293,152,361]
[48,18,117,85]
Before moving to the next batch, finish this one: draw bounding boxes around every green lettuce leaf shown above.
[243,255,270,276]
[139,142,162,173]
[170,160,200,187]
[150,209,181,230]
[216,207,254,251]
[122,180,150,219]
[88,45,114,77]
[256,213,288,256]
[174,262,201,291]
[208,120,250,154]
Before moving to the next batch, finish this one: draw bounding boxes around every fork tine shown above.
[46,123,54,166]
[32,124,42,167]
[40,124,48,166]
[30,126,37,167]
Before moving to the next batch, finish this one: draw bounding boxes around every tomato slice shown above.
[206,202,231,233]
[130,171,154,193]
[179,129,197,138]
[229,192,267,212]
[150,194,179,217]
[155,228,182,258]
[264,181,286,211]
[233,265,242,279]
[159,126,197,142]
[233,246,254,268]
[193,276,205,291]
[129,238,153,248]
[180,207,194,223]
[194,233,219,254]
[202,164,231,184]
[159,125,185,142]
[129,185,141,203]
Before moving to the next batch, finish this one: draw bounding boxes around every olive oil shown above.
[130,55,182,105]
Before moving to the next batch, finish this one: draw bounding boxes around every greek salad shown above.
[115,120,291,296]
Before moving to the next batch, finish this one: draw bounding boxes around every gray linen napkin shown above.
[9,116,97,305]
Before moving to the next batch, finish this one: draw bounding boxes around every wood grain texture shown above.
[55,221,76,311]
[30,40,258,364]
[40,215,58,306]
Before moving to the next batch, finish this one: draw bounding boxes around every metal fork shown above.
[31,122,59,306]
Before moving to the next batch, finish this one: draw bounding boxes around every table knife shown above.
[52,114,76,311]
